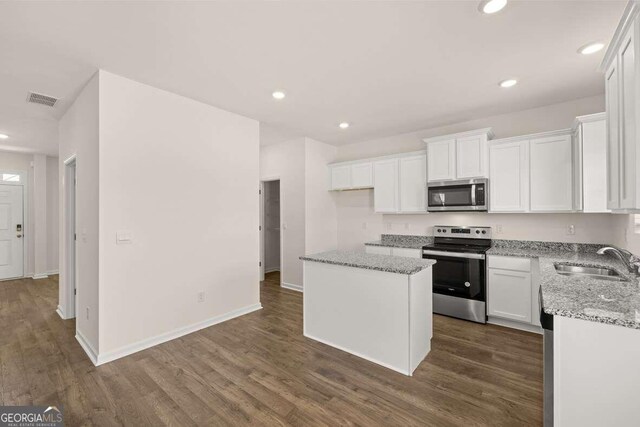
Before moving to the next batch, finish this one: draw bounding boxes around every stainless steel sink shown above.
[554,263,627,282]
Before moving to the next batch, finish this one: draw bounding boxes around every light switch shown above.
[116,230,133,244]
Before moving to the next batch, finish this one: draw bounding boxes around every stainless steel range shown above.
[422,225,492,323]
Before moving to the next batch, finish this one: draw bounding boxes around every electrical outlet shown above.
[86,307,89,320]
[385,222,392,231]
[362,222,367,230]
[404,223,410,230]
[567,225,575,235]
[198,292,205,303]
[496,225,503,234]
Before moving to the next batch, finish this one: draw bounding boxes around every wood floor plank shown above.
[0,272,543,426]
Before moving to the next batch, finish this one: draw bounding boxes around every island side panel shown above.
[554,315,640,427]
[409,266,432,375]
[303,261,411,375]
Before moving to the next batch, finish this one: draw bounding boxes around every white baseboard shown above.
[32,273,49,280]
[94,302,263,366]
[56,305,69,320]
[281,282,303,292]
[47,270,59,276]
[264,268,280,274]
[76,330,99,365]
[488,317,543,334]
[304,332,411,376]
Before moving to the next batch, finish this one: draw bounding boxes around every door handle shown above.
[17,234,22,238]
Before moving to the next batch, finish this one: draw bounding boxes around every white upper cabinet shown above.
[399,154,427,213]
[489,139,530,212]
[424,129,493,182]
[374,158,399,213]
[426,139,456,181]
[351,162,374,188]
[456,134,489,179]
[330,164,351,190]
[328,161,373,190]
[530,134,573,212]
[601,3,640,211]
[573,113,609,213]
[373,151,428,214]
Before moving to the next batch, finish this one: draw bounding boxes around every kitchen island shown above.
[300,250,435,376]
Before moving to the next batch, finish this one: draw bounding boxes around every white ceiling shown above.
[0,0,626,155]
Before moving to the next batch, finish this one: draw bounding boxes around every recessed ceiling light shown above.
[0,134,8,139]
[499,79,518,88]
[578,42,605,55]
[339,122,350,129]
[479,0,507,14]
[272,91,286,100]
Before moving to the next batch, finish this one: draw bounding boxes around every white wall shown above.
[305,138,338,254]
[58,72,100,352]
[259,137,339,288]
[334,94,615,249]
[46,156,59,273]
[264,180,280,272]
[260,139,306,287]
[337,95,605,162]
[33,154,47,277]
[97,71,260,356]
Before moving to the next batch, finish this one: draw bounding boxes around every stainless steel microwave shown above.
[427,178,488,212]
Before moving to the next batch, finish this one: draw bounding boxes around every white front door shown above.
[0,184,24,279]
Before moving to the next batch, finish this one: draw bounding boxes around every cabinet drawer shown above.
[487,255,531,272]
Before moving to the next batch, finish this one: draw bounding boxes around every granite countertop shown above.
[364,234,433,249]
[300,250,436,275]
[488,240,640,330]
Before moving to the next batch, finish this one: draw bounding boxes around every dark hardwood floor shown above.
[0,272,542,426]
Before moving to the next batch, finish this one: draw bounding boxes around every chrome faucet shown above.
[597,246,640,276]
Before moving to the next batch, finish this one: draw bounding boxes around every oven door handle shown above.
[422,250,485,260]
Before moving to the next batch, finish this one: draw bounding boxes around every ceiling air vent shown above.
[27,92,58,107]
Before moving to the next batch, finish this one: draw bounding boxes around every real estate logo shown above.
[0,406,63,427]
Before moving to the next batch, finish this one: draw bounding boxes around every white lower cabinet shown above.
[487,268,532,323]
[365,246,422,258]
[487,255,541,330]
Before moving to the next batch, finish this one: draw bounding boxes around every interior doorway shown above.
[63,157,77,319]
[260,179,281,285]
[0,178,25,280]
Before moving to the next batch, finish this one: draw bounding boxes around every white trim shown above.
[93,303,263,366]
[600,1,640,71]
[32,273,48,280]
[489,128,573,146]
[281,282,303,292]
[76,329,99,365]
[260,177,283,287]
[573,112,606,130]
[47,269,59,275]
[56,305,69,320]
[422,127,494,144]
[487,317,543,334]
[264,268,280,274]
[304,333,410,376]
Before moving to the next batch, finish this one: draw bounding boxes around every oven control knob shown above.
[464,282,471,288]
[482,230,486,234]
[476,230,480,234]
[437,229,441,232]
